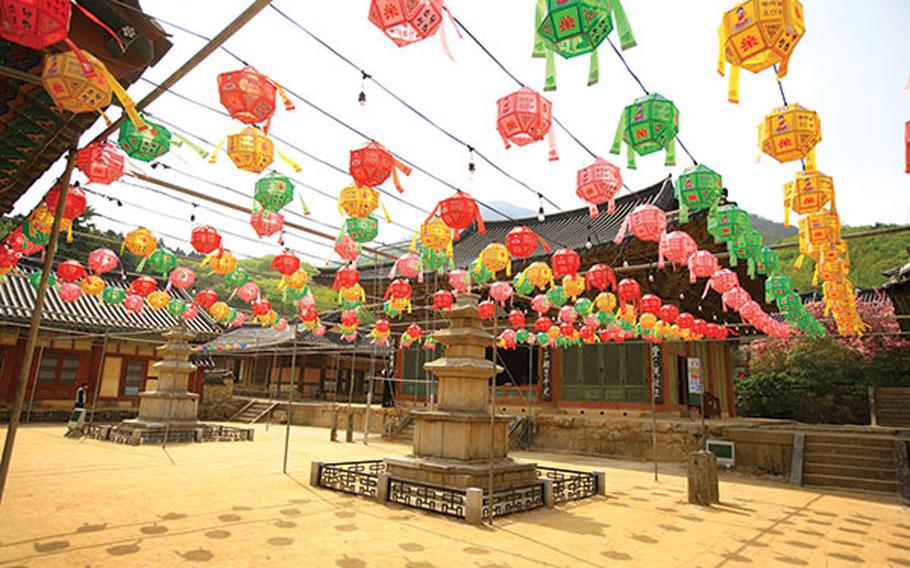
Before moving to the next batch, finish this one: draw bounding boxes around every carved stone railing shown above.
[537,466,599,504]
[387,478,467,518]
[317,460,386,498]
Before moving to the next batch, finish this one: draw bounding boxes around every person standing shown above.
[75,382,88,409]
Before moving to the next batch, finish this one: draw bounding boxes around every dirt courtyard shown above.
[0,424,908,567]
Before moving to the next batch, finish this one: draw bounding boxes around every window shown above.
[36,353,82,385]
[123,359,146,397]
[561,344,648,402]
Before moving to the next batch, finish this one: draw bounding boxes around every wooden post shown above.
[282,334,297,474]
[329,353,339,442]
[487,310,498,525]
[88,334,109,427]
[0,146,78,505]
[345,346,357,443]
[24,347,43,423]
[265,349,278,431]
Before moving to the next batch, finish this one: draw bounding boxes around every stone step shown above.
[803,433,894,447]
[801,453,895,469]
[803,462,897,480]
[802,473,899,494]
[877,419,910,427]
[804,443,894,459]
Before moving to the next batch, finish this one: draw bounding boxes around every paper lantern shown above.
[562,274,585,300]
[350,141,411,193]
[226,126,273,174]
[389,252,420,280]
[333,265,360,291]
[576,158,622,216]
[586,264,616,292]
[610,93,680,168]
[546,285,567,308]
[758,103,821,165]
[56,259,86,283]
[209,301,231,322]
[338,185,380,221]
[209,250,237,277]
[728,230,764,275]
[433,191,485,239]
[76,142,125,186]
[195,289,218,311]
[335,234,362,261]
[122,228,157,267]
[45,184,86,222]
[706,269,740,297]
[796,209,840,263]
[639,294,661,315]
[707,204,751,244]
[271,250,300,278]
[508,309,526,328]
[85,248,117,276]
[687,250,719,284]
[765,274,793,304]
[575,298,594,318]
[6,227,42,256]
[754,246,780,276]
[251,173,295,214]
[718,0,805,103]
[480,243,511,277]
[234,282,259,304]
[24,204,54,247]
[676,165,723,223]
[27,272,52,291]
[0,0,70,49]
[224,268,250,289]
[250,300,271,318]
[58,282,81,303]
[505,226,551,258]
[639,312,658,332]
[594,293,616,314]
[478,300,496,320]
[147,290,169,311]
[285,270,309,291]
[783,168,835,227]
[498,329,518,350]
[418,216,453,252]
[128,276,156,298]
[722,286,751,311]
[524,261,554,291]
[181,304,198,321]
[217,66,292,129]
[119,118,171,162]
[166,299,187,319]
[617,279,640,312]
[448,269,469,293]
[80,275,105,297]
[147,248,177,277]
[495,87,557,160]
[531,294,552,315]
[551,248,580,279]
[102,286,125,305]
[658,303,679,324]
[659,231,697,267]
[512,272,534,296]
[386,278,412,302]
[168,267,195,291]
[615,204,667,246]
[191,226,222,256]
[368,0,443,47]
[345,215,379,243]
[432,290,454,311]
[258,309,278,327]
[489,281,513,305]
[469,259,493,285]
[692,319,708,338]
[557,305,577,325]
[533,0,635,90]
[124,294,144,313]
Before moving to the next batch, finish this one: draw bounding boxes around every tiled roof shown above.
[202,323,390,355]
[0,269,221,336]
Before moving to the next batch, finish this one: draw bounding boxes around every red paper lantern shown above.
[576,158,622,216]
[505,226,551,258]
[0,243,21,269]
[432,191,485,239]
[551,248,580,279]
[534,316,553,333]
[386,278,412,300]
[687,250,719,283]
[350,141,411,193]
[616,204,667,244]
[677,312,695,331]
[508,310,526,328]
[237,282,260,303]
[271,250,300,276]
[390,252,420,279]
[124,294,144,313]
[617,278,641,312]
[722,287,751,312]
[128,276,156,297]
[217,66,293,130]
[659,231,697,267]
[640,294,662,315]
[45,183,86,221]
[58,281,81,303]
[368,0,444,47]
[478,300,496,320]
[6,227,42,256]
[335,234,362,262]
[586,264,616,292]
[87,247,118,275]
[0,0,70,50]
[706,268,739,296]
[76,142,124,185]
[251,209,284,238]
[168,267,195,291]
[341,310,359,327]
[432,290,454,311]
[496,86,557,161]
[253,300,272,317]
[333,265,360,290]
[191,226,222,256]
[195,289,219,310]
[692,318,708,338]
[56,259,86,282]
[659,304,679,324]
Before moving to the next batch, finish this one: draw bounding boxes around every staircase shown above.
[230,400,277,425]
[873,388,910,427]
[802,432,899,495]
[383,413,414,442]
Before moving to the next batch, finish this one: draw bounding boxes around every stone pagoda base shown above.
[384,455,538,490]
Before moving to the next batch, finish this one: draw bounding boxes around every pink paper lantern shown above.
[576,158,622,216]
[616,204,667,244]
[531,294,552,315]
[58,282,82,303]
[87,247,119,275]
[273,318,289,332]
[313,325,326,337]
[687,250,719,283]
[722,287,751,311]
[659,231,697,267]
[558,305,577,324]
[448,269,469,293]
[705,268,739,297]
[183,304,199,321]
[168,267,195,290]
[390,252,421,279]
[124,294,145,313]
[230,311,246,327]
[237,282,261,304]
[489,281,513,306]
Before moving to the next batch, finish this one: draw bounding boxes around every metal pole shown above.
[329,353,339,442]
[363,252,379,445]
[651,345,659,482]
[487,309,498,525]
[88,333,109,427]
[345,345,357,443]
[282,333,297,474]
[700,367,706,451]
[24,347,43,423]
[0,146,78,505]
[525,342,533,450]
[265,349,278,432]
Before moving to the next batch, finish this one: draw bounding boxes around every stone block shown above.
[310,461,323,487]
[465,487,484,524]
[687,450,719,506]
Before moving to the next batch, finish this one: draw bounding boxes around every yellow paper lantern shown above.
[639,312,657,331]
[783,168,835,227]
[816,254,850,283]
[209,301,231,321]
[417,216,453,252]
[29,204,56,235]
[208,250,238,277]
[797,209,839,257]
[123,227,157,258]
[562,274,586,300]
[80,275,106,297]
[340,283,366,304]
[523,261,554,291]
[225,126,274,173]
[718,0,805,103]
[479,243,511,277]
[546,326,560,340]
[594,292,617,313]
[284,269,310,291]
[258,309,278,327]
[147,290,169,310]
[619,304,637,324]
[338,184,380,219]
[758,104,821,166]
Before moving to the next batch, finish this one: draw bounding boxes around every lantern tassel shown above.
[702,278,712,300]
[728,65,740,104]
[437,10,456,63]
[794,254,805,270]
[626,144,636,170]
[391,159,411,193]
[679,202,689,224]
[537,232,552,253]
[409,232,419,253]
[717,24,726,77]
[172,131,209,159]
[136,256,148,273]
[101,66,148,132]
[613,215,629,245]
[587,49,599,87]
[547,127,559,162]
[611,0,636,50]
[277,149,302,172]
[544,49,557,92]
[588,204,599,218]
[298,194,311,216]
[381,202,392,224]
[805,148,816,172]
[63,39,98,80]
[532,0,546,58]
[72,1,126,52]
[208,139,226,164]
[665,138,677,166]
[610,113,626,155]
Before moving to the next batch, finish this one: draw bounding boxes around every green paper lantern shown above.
[419,246,449,274]
[610,93,679,169]
[383,300,403,320]
[536,332,549,346]
[765,274,793,304]
[574,297,593,317]
[167,298,186,318]
[469,259,493,285]
[533,0,635,91]
[286,285,307,301]
[513,272,535,296]
[596,310,613,326]
[675,164,723,223]
[102,286,126,305]
[546,285,568,308]
[776,291,802,314]
[118,117,171,162]
[729,230,764,276]
[345,215,379,244]
[254,172,295,212]
[24,222,50,247]
[223,267,249,288]
[753,246,780,276]
[147,247,177,276]
[707,204,751,244]
[29,271,55,290]
[516,328,530,343]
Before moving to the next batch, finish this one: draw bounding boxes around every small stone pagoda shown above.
[383,294,538,491]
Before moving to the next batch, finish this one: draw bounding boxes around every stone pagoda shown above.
[383,294,538,493]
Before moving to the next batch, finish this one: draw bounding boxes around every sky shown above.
[11,0,910,267]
